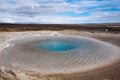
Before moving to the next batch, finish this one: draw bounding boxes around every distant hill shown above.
[0,23,120,32]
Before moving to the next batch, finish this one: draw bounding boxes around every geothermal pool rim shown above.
[0,35,120,75]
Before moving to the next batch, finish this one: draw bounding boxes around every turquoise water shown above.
[34,40,78,51]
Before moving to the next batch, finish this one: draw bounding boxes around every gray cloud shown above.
[0,0,120,23]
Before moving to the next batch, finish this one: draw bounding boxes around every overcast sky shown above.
[0,0,120,24]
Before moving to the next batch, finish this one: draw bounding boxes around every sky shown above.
[0,0,120,24]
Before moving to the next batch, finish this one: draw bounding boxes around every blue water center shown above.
[34,40,78,51]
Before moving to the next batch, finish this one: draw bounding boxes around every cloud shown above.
[0,0,120,23]
[0,18,15,23]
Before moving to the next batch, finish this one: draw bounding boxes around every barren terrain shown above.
[0,23,120,80]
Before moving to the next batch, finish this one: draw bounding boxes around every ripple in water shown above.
[0,36,120,75]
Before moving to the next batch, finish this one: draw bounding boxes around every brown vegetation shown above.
[0,23,120,33]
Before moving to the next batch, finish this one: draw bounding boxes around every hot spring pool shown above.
[0,36,120,75]
[36,41,77,51]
